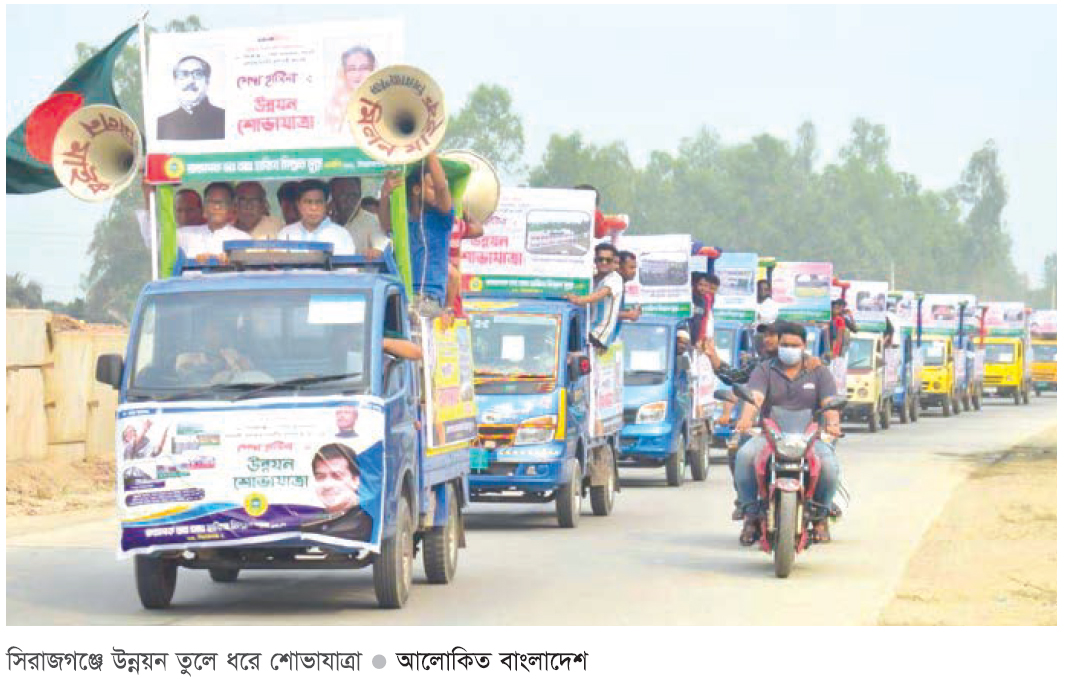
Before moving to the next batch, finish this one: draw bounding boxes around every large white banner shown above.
[116,397,386,555]
[714,252,759,323]
[462,187,595,297]
[146,20,403,155]
[617,234,693,316]
[983,301,1027,336]
[850,280,889,330]
[887,290,917,327]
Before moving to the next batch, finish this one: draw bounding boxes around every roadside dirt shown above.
[879,427,1057,625]
[6,458,114,517]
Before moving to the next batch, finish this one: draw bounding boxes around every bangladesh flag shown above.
[6,24,137,194]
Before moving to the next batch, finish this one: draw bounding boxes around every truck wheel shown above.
[666,438,685,487]
[1022,385,1030,405]
[1035,385,1042,397]
[423,484,460,584]
[962,392,972,411]
[867,407,879,433]
[898,396,910,424]
[880,401,891,430]
[555,462,582,528]
[373,495,414,608]
[135,555,178,610]
[952,396,961,415]
[941,397,952,418]
[1013,389,1021,405]
[972,389,982,410]
[689,438,710,482]
[208,568,239,583]
[590,465,616,516]
[911,395,920,421]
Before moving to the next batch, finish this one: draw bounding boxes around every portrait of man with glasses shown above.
[157,55,226,141]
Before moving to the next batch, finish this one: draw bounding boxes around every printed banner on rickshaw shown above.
[771,262,833,322]
[850,280,889,331]
[713,252,759,323]
[420,317,477,451]
[983,301,1028,337]
[144,20,403,181]
[115,397,386,555]
[920,294,967,332]
[590,341,624,437]
[1029,309,1056,335]
[883,345,901,394]
[617,234,693,317]
[692,353,717,420]
[887,291,917,327]
[462,187,595,297]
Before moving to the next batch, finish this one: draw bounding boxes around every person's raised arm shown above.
[425,152,452,214]
[463,215,484,240]
[565,286,611,306]
[383,338,423,361]
[378,171,401,236]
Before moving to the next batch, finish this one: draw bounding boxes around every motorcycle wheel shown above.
[774,492,798,579]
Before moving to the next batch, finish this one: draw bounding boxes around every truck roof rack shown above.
[172,241,398,277]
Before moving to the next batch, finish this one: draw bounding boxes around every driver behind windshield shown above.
[175,317,258,384]
[733,321,843,546]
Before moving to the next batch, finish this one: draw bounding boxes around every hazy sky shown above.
[4,4,1057,301]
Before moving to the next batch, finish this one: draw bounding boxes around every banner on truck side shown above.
[692,353,717,420]
[590,341,624,437]
[420,316,477,451]
[850,281,889,331]
[116,396,386,555]
[771,262,833,322]
[462,187,595,297]
[887,291,917,327]
[982,301,1027,337]
[145,20,403,182]
[617,234,693,317]
[920,293,977,332]
[714,252,759,323]
[1029,309,1057,335]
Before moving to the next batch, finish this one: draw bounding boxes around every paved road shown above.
[6,396,1056,625]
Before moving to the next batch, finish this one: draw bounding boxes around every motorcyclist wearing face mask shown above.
[733,321,843,545]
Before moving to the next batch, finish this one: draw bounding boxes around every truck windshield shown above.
[127,290,370,401]
[923,341,946,366]
[469,313,559,387]
[1033,344,1057,362]
[985,344,1016,364]
[847,338,874,369]
[621,324,669,385]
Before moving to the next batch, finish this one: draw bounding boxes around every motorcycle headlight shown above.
[776,433,809,461]
[514,415,557,445]
[636,401,668,424]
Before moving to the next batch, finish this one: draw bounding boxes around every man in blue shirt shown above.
[379,151,454,314]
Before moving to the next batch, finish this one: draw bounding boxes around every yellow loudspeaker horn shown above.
[51,104,141,202]
[440,149,500,223]
[347,65,447,164]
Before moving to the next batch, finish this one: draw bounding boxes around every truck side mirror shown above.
[567,354,591,383]
[96,354,124,390]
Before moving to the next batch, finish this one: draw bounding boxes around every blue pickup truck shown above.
[617,317,711,486]
[97,243,470,610]
[464,297,620,527]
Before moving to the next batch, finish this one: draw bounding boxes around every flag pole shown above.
[136,13,159,280]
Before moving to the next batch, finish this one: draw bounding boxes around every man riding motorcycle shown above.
[733,321,843,545]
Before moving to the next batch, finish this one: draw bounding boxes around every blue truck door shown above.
[382,290,419,513]
[565,311,588,439]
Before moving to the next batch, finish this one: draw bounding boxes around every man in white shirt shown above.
[178,182,248,260]
[136,185,205,249]
[328,176,387,256]
[278,179,355,255]
[234,181,282,240]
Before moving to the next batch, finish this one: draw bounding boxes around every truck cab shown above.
[1031,337,1057,395]
[97,246,471,610]
[982,336,1032,405]
[844,332,894,432]
[618,317,710,486]
[465,298,619,528]
[919,335,961,417]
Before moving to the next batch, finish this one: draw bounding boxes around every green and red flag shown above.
[6,24,137,194]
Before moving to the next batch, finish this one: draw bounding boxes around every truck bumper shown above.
[469,443,570,497]
[843,402,874,420]
[619,422,674,464]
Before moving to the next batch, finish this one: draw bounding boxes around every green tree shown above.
[443,84,526,179]
[78,16,205,323]
[528,132,638,217]
[6,273,44,309]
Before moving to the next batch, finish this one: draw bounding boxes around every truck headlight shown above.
[514,415,557,445]
[636,401,668,424]
[858,387,869,398]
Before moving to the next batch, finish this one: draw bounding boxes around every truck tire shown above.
[774,492,799,579]
[952,396,961,415]
[666,438,685,487]
[867,406,879,433]
[962,392,972,411]
[423,484,460,584]
[555,462,582,528]
[135,555,178,610]
[972,389,982,410]
[880,400,891,430]
[590,464,616,516]
[689,438,710,482]
[208,568,239,583]
[1013,389,1021,405]
[941,397,952,418]
[910,394,920,422]
[899,396,910,424]
[1022,385,1030,405]
[373,495,414,608]
[1035,384,1042,397]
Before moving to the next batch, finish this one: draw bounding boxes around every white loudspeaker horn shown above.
[347,65,447,164]
[51,104,142,202]
[440,149,500,223]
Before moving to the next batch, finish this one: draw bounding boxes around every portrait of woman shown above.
[324,45,377,135]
